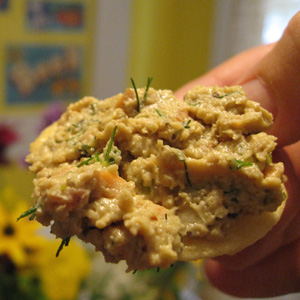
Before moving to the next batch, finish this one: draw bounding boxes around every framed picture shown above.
[26,0,85,31]
[6,45,84,105]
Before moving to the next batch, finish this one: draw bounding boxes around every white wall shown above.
[92,0,132,99]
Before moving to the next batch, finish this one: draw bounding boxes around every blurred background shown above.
[0,0,299,299]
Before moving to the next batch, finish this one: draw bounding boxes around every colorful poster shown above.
[27,0,85,31]
[6,45,83,105]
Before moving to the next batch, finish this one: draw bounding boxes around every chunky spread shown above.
[26,85,286,271]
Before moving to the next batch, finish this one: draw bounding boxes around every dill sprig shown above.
[56,237,71,257]
[105,125,118,163]
[130,77,153,112]
[17,203,40,221]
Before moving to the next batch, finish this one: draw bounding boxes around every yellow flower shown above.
[37,238,91,300]
[0,200,45,268]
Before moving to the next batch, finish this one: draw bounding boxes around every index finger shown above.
[174,43,274,99]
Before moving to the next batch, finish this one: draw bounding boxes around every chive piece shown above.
[90,103,97,115]
[176,152,192,186]
[132,269,137,274]
[142,77,153,106]
[188,102,200,106]
[77,152,103,168]
[56,237,71,257]
[17,204,40,221]
[105,126,118,163]
[230,159,253,170]
[266,154,272,165]
[213,91,236,99]
[130,77,153,112]
[130,78,140,112]
[77,156,94,167]
[183,119,191,129]
[155,108,166,117]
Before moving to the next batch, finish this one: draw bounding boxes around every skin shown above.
[175,11,300,298]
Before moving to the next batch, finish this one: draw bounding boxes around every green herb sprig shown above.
[230,159,253,170]
[155,109,166,117]
[77,153,102,167]
[130,77,153,112]
[176,152,192,186]
[213,91,237,99]
[104,125,118,164]
[56,237,71,257]
[182,119,191,129]
[17,203,40,221]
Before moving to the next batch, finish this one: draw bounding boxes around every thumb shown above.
[240,11,300,147]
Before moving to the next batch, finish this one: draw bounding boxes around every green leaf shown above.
[17,204,40,221]
[56,237,71,257]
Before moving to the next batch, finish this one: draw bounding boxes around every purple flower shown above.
[39,102,65,132]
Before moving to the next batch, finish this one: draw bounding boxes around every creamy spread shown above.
[26,85,286,271]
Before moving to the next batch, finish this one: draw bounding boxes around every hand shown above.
[175,11,300,298]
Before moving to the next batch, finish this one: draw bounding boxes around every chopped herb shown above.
[157,267,160,272]
[130,77,153,112]
[56,237,71,257]
[130,78,140,112]
[105,126,118,163]
[90,103,97,115]
[132,269,137,274]
[155,108,166,117]
[61,185,67,190]
[142,77,153,106]
[282,191,287,199]
[77,156,94,167]
[176,152,192,186]
[77,152,102,167]
[230,159,253,170]
[165,213,168,220]
[183,119,191,129]
[266,154,272,165]
[17,203,40,221]
[78,144,93,156]
[213,91,236,99]
[188,102,200,106]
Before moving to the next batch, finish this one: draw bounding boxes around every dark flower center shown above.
[3,224,15,236]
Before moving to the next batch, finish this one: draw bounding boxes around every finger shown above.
[174,43,274,99]
[205,239,300,298]
[240,11,300,147]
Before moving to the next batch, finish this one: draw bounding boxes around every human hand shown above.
[175,11,300,298]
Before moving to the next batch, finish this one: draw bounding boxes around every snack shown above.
[25,84,286,271]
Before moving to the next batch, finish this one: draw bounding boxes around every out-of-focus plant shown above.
[0,185,90,300]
